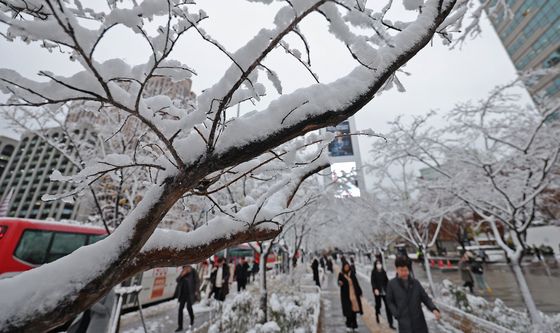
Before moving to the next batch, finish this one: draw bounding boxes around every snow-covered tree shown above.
[367,139,458,295]
[381,80,560,328]
[0,0,480,331]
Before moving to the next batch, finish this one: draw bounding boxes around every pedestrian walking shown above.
[371,260,395,329]
[459,252,474,294]
[251,258,259,282]
[326,257,333,273]
[471,257,492,295]
[386,256,440,333]
[338,262,363,332]
[349,257,356,275]
[210,257,230,301]
[234,257,250,292]
[175,265,200,332]
[311,257,321,287]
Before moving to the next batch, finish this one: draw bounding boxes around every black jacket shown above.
[235,262,249,282]
[176,269,200,304]
[311,259,320,279]
[370,267,389,294]
[386,277,438,333]
[338,271,363,317]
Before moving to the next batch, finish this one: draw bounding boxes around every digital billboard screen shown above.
[327,121,354,157]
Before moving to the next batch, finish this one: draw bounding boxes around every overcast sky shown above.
[0,0,525,189]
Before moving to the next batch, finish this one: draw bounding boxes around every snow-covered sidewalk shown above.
[120,299,217,333]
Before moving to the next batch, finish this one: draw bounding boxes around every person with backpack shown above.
[471,257,492,295]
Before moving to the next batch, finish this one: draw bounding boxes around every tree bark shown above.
[510,257,543,326]
[259,252,268,323]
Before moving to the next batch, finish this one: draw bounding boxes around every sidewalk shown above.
[319,265,393,333]
[120,300,216,333]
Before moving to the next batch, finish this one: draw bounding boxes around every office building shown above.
[486,0,559,100]
[0,128,83,220]
[0,135,17,181]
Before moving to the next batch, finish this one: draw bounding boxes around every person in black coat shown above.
[338,262,363,331]
[311,257,321,287]
[326,258,333,273]
[210,258,230,301]
[175,265,200,332]
[386,257,440,333]
[371,260,394,328]
[234,257,250,292]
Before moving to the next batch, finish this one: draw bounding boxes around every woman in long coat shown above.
[176,265,200,331]
[338,262,363,331]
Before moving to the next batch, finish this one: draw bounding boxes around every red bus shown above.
[0,218,182,310]
[0,218,107,278]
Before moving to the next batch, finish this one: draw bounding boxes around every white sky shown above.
[0,0,525,189]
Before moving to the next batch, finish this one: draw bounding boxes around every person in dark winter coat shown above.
[338,262,363,331]
[471,258,493,295]
[371,260,394,329]
[175,265,200,332]
[459,252,474,294]
[210,258,230,301]
[311,257,321,287]
[251,258,259,282]
[349,257,356,275]
[234,257,250,292]
[326,258,333,273]
[387,256,440,333]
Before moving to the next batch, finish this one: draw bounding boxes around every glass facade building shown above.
[486,0,560,101]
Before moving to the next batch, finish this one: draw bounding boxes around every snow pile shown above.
[207,277,319,333]
[439,280,560,333]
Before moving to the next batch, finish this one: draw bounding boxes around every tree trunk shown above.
[259,253,268,323]
[423,251,436,296]
[510,259,543,327]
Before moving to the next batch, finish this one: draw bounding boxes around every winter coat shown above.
[311,259,320,281]
[176,269,200,304]
[326,259,333,272]
[459,260,473,283]
[386,277,438,333]
[210,263,230,300]
[338,271,364,317]
[370,266,389,295]
[471,260,483,275]
[234,262,250,283]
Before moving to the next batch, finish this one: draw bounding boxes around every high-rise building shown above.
[0,135,17,180]
[322,116,366,197]
[486,1,560,100]
[0,128,83,220]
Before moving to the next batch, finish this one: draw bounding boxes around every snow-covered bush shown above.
[440,280,560,333]
[208,286,319,333]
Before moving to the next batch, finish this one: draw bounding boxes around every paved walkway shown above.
[120,300,216,333]
[319,266,394,333]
